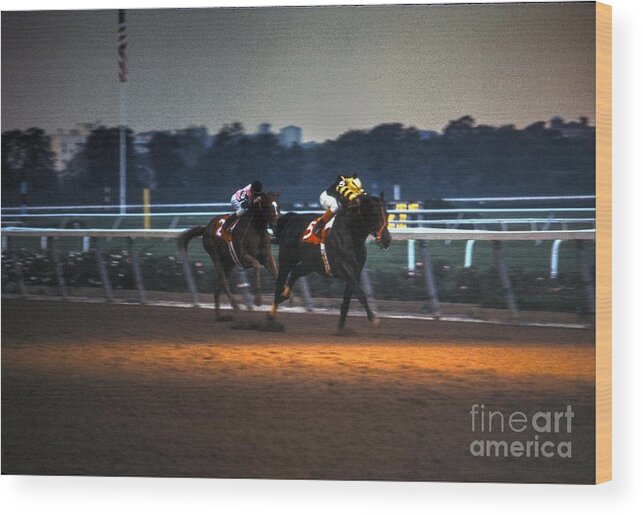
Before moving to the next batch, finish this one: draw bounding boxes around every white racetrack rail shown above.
[0,226,595,241]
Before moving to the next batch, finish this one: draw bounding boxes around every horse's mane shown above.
[248,191,273,214]
[342,193,380,217]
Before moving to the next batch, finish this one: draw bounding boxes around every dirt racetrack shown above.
[2,299,595,483]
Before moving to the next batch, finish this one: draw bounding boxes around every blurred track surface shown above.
[2,299,595,482]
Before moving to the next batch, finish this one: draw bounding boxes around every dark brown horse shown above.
[180,191,280,320]
[270,193,392,331]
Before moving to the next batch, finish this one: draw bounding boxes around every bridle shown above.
[252,193,279,225]
[354,197,388,246]
[375,201,388,244]
[239,194,278,245]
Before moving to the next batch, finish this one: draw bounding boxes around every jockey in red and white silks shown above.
[222,180,263,233]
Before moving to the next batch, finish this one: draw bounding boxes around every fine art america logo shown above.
[469,404,574,459]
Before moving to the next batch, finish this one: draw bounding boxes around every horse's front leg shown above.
[269,266,291,319]
[339,282,353,329]
[342,265,378,326]
[241,254,263,306]
[263,252,278,279]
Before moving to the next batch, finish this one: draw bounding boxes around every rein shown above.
[239,196,276,245]
[254,195,275,224]
[375,202,388,243]
[355,200,388,244]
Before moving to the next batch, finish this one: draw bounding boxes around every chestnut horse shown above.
[180,191,280,320]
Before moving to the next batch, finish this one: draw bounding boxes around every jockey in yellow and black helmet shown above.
[314,174,364,238]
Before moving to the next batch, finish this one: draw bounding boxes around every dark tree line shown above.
[194,117,594,198]
[146,126,209,186]
[80,127,137,188]
[1,128,57,190]
[2,116,595,199]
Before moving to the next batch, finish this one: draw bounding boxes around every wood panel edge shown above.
[595,0,612,485]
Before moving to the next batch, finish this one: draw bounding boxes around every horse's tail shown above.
[179,225,206,252]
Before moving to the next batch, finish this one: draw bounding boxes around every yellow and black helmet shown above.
[336,174,364,201]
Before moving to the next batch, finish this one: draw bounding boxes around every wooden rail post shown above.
[236,267,254,309]
[550,239,563,279]
[8,236,26,297]
[48,236,68,300]
[92,237,113,302]
[576,240,596,314]
[492,241,518,319]
[177,241,199,307]
[297,276,315,312]
[360,265,378,313]
[127,237,146,304]
[420,241,441,316]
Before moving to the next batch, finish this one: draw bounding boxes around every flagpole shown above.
[118,9,127,214]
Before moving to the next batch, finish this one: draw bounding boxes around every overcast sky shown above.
[1,2,595,141]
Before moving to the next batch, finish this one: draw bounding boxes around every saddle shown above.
[299,217,334,276]
[214,215,242,265]
[300,216,335,245]
[215,215,239,244]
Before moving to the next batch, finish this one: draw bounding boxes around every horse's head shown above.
[252,191,281,225]
[351,192,392,249]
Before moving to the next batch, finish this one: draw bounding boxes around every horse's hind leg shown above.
[211,261,231,321]
[280,261,311,301]
[212,255,239,317]
[214,274,222,320]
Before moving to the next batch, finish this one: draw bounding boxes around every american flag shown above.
[118,10,127,82]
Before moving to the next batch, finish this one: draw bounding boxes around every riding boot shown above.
[313,208,334,239]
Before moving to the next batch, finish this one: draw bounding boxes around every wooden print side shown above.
[595,1,612,485]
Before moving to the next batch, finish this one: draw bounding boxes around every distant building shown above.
[183,126,211,148]
[133,131,156,155]
[418,129,440,141]
[549,116,595,139]
[50,122,99,171]
[257,122,272,135]
[134,126,211,155]
[278,125,302,148]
